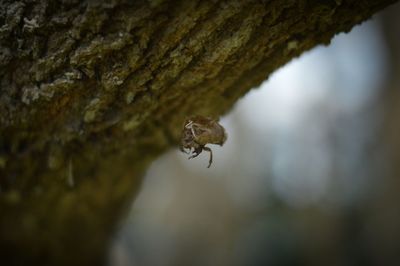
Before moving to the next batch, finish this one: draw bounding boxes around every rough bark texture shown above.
[0,0,397,265]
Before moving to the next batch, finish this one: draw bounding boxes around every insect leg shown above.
[190,126,199,139]
[184,120,193,129]
[188,147,202,160]
[203,146,213,168]
[180,146,190,154]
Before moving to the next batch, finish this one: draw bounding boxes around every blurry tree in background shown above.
[111,3,400,266]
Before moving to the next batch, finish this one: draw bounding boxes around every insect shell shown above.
[180,115,227,168]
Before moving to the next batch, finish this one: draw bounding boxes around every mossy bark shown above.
[0,0,397,265]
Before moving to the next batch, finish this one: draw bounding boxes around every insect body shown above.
[180,116,227,168]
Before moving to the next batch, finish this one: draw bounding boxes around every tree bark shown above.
[0,0,397,265]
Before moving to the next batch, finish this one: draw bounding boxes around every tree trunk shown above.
[0,0,397,265]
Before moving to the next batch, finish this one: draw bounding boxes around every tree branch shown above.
[0,0,397,264]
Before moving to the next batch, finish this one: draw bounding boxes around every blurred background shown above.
[110,3,400,266]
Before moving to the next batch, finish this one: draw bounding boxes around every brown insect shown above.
[180,115,227,168]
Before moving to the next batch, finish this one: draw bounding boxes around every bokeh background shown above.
[110,3,400,266]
